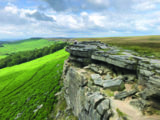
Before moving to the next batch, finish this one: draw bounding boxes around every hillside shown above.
[0,39,56,59]
[0,49,69,120]
[76,35,160,59]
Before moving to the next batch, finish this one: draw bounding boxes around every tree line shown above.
[0,42,68,69]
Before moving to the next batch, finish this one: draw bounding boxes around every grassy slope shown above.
[0,55,7,59]
[0,49,69,120]
[76,35,160,58]
[0,39,55,59]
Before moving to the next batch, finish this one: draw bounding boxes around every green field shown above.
[76,35,160,58]
[0,39,55,59]
[0,49,69,119]
[0,55,7,59]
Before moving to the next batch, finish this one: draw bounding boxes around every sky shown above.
[0,0,160,39]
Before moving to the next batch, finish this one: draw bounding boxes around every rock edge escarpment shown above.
[63,41,160,120]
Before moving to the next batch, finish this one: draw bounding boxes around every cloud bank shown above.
[0,0,160,39]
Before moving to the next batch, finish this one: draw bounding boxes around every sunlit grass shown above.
[76,35,160,58]
[0,39,55,59]
[0,49,69,120]
[0,55,7,59]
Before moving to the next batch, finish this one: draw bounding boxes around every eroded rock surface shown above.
[64,66,112,120]
[63,41,160,120]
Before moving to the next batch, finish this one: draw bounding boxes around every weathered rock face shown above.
[114,89,137,100]
[138,59,160,99]
[63,41,160,120]
[64,66,112,120]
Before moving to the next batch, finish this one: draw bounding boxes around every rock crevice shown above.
[63,41,160,120]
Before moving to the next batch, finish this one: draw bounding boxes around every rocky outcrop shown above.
[63,66,112,120]
[63,41,160,120]
[91,74,125,90]
[114,89,137,100]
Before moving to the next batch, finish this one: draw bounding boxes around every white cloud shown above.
[87,0,110,7]
[132,0,160,12]
[89,14,107,27]
[4,3,18,14]
[0,1,160,38]
[133,1,156,11]
[80,12,88,17]
[25,11,55,22]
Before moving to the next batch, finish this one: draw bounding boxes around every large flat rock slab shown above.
[92,52,138,70]
[65,41,160,105]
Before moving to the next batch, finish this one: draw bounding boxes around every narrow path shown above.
[111,98,160,120]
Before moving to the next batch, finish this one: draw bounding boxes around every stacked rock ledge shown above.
[63,41,160,120]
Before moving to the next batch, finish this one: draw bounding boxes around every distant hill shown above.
[47,37,72,39]
[30,37,43,39]
[0,41,7,47]
[47,37,72,42]
[0,38,56,59]
[0,41,3,46]
[0,41,8,44]
[5,38,46,44]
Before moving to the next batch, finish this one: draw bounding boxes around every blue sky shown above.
[0,0,160,39]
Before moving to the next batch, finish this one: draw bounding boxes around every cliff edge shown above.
[62,41,160,120]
